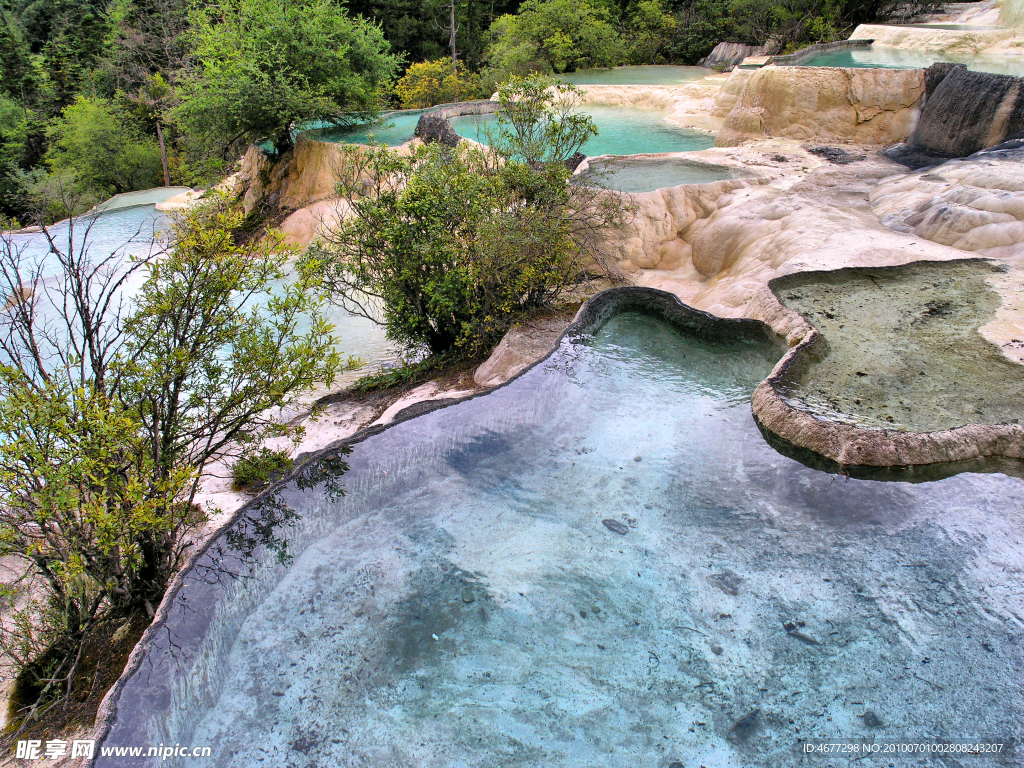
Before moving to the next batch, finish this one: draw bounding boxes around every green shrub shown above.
[482,0,624,87]
[232,448,294,490]
[306,76,625,357]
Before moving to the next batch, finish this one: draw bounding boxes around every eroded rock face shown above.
[871,152,1024,256]
[903,64,1024,161]
[603,175,762,273]
[699,42,763,70]
[715,66,925,147]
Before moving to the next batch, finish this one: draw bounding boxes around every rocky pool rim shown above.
[87,280,1024,760]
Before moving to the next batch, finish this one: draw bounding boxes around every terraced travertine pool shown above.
[3,199,396,378]
[560,65,710,85]
[97,301,1024,767]
[772,261,1024,433]
[578,156,741,193]
[452,107,715,156]
[792,44,1024,77]
[306,110,427,147]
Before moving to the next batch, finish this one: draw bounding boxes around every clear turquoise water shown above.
[580,157,738,193]
[309,111,427,147]
[3,206,394,375]
[96,309,1024,767]
[560,65,710,85]
[452,107,715,156]
[795,44,1024,77]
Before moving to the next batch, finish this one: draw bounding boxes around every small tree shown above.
[487,75,597,166]
[0,189,339,725]
[173,0,400,157]
[394,59,483,109]
[306,75,625,356]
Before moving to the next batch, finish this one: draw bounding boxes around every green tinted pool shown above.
[308,110,427,147]
[452,107,715,156]
[559,65,709,85]
[579,156,740,193]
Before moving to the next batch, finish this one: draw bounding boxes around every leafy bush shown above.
[0,191,340,722]
[395,59,484,109]
[306,75,625,357]
[232,447,294,490]
[483,0,624,87]
[625,0,678,65]
[173,0,400,157]
[44,96,163,199]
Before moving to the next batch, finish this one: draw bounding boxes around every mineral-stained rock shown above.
[415,114,461,148]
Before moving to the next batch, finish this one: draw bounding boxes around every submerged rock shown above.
[728,708,761,740]
[807,146,867,165]
[602,518,630,535]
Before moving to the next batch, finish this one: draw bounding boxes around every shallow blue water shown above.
[794,44,1024,77]
[96,309,1024,767]
[452,107,715,156]
[3,205,394,375]
[580,157,739,193]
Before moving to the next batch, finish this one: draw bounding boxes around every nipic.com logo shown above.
[15,740,212,761]
[15,740,93,760]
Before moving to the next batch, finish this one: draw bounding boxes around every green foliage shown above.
[625,0,678,64]
[669,0,735,62]
[0,14,37,103]
[0,190,341,715]
[173,0,400,157]
[395,59,483,109]
[0,94,44,217]
[488,75,597,165]
[307,75,624,356]
[44,95,163,199]
[347,0,520,72]
[231,447,293,490]
[120,193,341,488]
[351,353,451,394]
[483,0,624,86]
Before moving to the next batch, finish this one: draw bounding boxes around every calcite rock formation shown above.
[715,66,926,146]
[850,22,1024,55]
[871,152,1024,256]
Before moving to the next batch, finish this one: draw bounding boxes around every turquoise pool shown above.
[560,65,710,85]
[3,204,395,377]
[307,110,427,147]
[96,296,1024,767]
[793,44,1024,77]
[452,107,715,156]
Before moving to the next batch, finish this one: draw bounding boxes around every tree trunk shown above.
[450,0,459,104]
[155,120,171,187]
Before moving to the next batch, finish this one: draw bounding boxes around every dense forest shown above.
[0,0,934,222]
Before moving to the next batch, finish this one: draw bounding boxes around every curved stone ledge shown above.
[751,267,1024,471]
